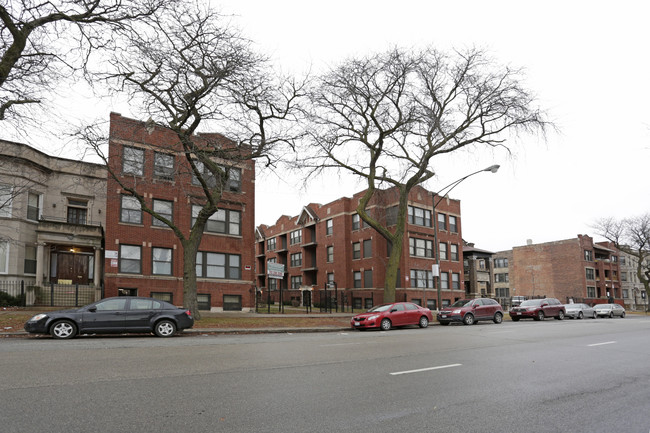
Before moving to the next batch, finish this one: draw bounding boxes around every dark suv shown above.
[509,298,565,321]
[437,298,504,326]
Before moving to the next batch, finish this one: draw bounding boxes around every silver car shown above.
[593,303,626,318]
[563,303,596,319]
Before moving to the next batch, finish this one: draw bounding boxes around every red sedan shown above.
[351,302,433,331]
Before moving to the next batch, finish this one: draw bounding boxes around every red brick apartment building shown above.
[104,113,256,311]
[493,235,622,306]
[255,185,465,310]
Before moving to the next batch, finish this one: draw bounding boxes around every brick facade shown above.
[493,235,622,306]
[104,113,256,311]
[256,185,465,310]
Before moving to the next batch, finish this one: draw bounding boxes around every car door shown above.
[124,298,161,331]
[403,303,422,325]
[389,303,408,326]
[81,298,128,332]
[472,299,487,320]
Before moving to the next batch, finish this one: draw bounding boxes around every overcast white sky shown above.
[13,0,650,252]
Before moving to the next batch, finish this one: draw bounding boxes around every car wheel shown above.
[578,312,584,319]
[609,312,614,318]
[418,316,429,328]
[621,312,625,318]
[380,318,392,331]
[154,320,176,337]
[463,314,475,325]
[493,312,503,324]
[535,311,545,321]
[50,320,77,339]
[556,310,565,320]
[593,312,597,319]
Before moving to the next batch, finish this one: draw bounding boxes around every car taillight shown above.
[184,310,192,317]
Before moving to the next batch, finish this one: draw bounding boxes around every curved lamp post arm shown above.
[433,164,500,208]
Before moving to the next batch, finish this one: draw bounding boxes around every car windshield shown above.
[564,304,578,309]
[596,304,611,309]
[450,299,472,308]
[368,304,393,312]
[519,300,542,307]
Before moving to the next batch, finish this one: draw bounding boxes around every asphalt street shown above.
[1,316,649,433]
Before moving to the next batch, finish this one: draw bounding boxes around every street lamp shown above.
[431,164,500,311]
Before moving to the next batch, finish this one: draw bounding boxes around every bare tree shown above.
[301,47,549,302]
[594,214,650,298]
[79,4,305,317]
[0,0,173,126]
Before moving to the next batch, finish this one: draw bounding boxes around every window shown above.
[409,238,433,258]
[352,214,360,230]
[495,273,509,283]
[0,241,8,273]
[584,250,593,261]
[95,298,128,311]
[327,272,335,287]
[326,219,333,235]
[290,229,302,245]
[291,276,302,289]
[24,246,36,274]
[452,273,460,290]
[363,239,372,258]
[408,206,432,227]
[496,287,510,298]
[223,294,242,311]
[440,272,449,290]
[450,244,459,261]
[191,162,241,192]
[622,289,629,299]
[494,258,509,268]
[439,243,448,260]
[326,246,333,263]
[267,238,276,251]
[121,195,142,224]
[67,199,87,224]
[410,269,434,288]
[585,268,595,280]
[152,199,173,227]
[192,205,240,235]
[290,252,302,267]
[268,278,277,291]
[449,215,458,233]
[152,247,172,275]
[196,252,240,279]
[122,146,144,175]
[386,206,398,226]
[621,272,628,282]
[119,245,142,274]
[0,183,12,218]
[587,286,596,298]
[352,242,361,259]
[364,269,373,288]
[153,152,174,180]
[151,292,173,303]
[27,192,40,221]
[437,213,447,231]
[353,271,362,288]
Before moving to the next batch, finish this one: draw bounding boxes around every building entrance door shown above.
[57,253,90,284]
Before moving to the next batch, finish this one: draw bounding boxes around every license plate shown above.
[354,322,360,326]
[514,312,520,315]
[441,315,447,318]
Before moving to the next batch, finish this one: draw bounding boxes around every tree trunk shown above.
[182,239,201,320]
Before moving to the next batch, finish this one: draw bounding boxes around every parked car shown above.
[24,297,194,339]
[350,302,433,331]
[509,298,565,321]
[437,298,504,326]
[593,303,626,318]
[564,303,597,319]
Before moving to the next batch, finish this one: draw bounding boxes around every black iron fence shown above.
[0,280,102,307]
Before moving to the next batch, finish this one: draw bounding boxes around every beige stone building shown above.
[0,139,106,304]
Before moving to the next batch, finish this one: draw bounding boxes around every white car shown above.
[593,303,626,318]
[563,303,596,319]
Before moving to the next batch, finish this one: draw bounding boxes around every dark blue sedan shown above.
[24,297,194,339]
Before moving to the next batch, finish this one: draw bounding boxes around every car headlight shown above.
[367,315,379,321]
[452,309,462,314]
[29,314,48,322]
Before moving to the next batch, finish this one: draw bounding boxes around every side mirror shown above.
[541,303,548,307]
[88,306,97,313]
[390,308,397,313]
